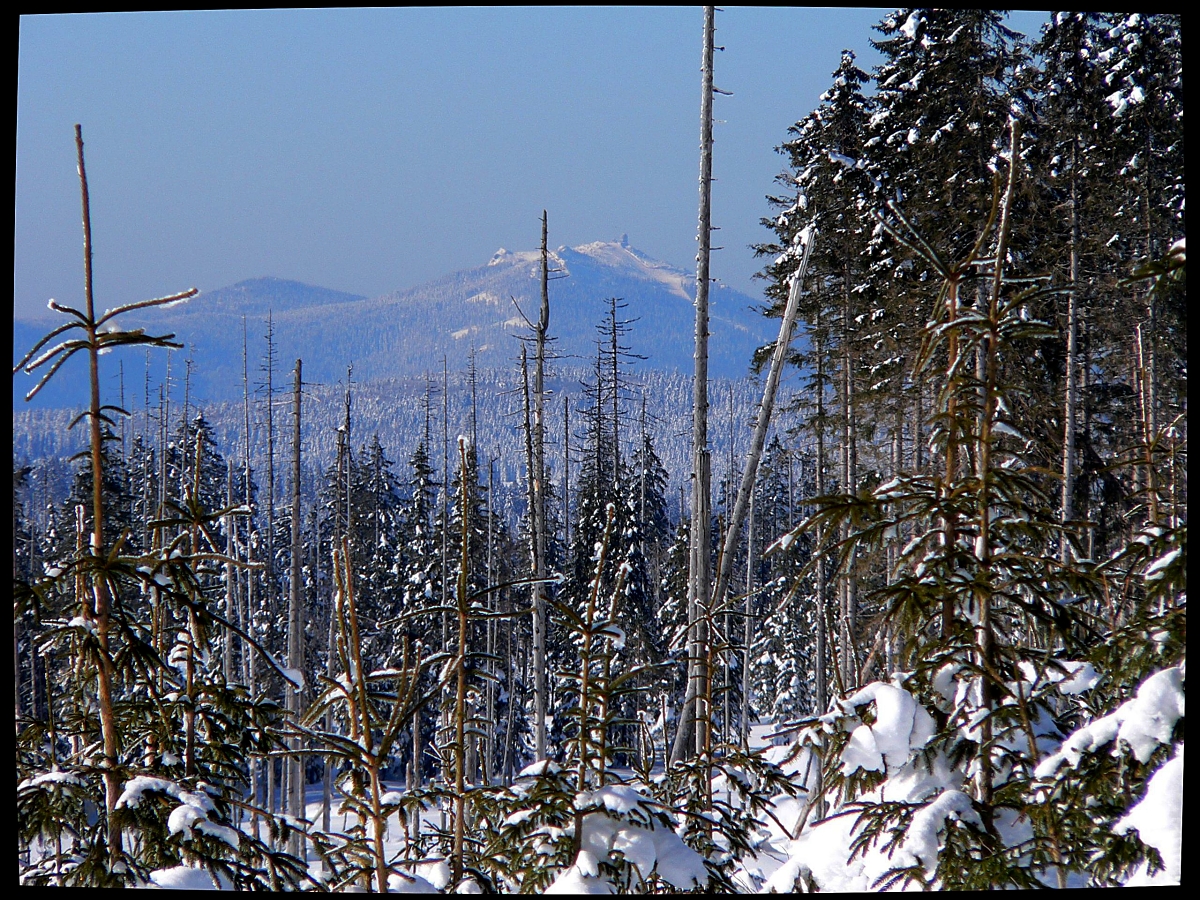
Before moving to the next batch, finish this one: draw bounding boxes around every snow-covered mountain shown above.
[347,234,772,380]
[13,238,774,411]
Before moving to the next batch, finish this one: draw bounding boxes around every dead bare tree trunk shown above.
[224,459,236,683]
[711,231,814,617]
[288,359,304,858]
[671,3,716,767]
[240,319,263,835]
[814,301,829,718]
[520,345,541,761]
[1061,139,1080,564]
[741,488,753,750]
[532,211,551,760]
[263,315,278,836]
[563,396,571,552]
[15,489,21,733]
[451,438,472,887]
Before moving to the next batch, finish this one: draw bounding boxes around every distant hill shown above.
[13,239,776,412]
[190,277,368,316]
[12,277,368,411]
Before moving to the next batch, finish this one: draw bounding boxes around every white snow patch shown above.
[517,759,561,778]
[1035,665,1184,776]
[18,770,84,790]
[840,681,935,774]
[548,786,707,892]
[412,860,451,890]
[388,870,440,893]
[147,864,225,890]
[1116,744,1183,885]
[67,615,98,636]
[891,790,982,879]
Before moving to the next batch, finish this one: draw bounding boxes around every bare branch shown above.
[95,287,199,327]
[23,346,86,401]
[13,320,84,374]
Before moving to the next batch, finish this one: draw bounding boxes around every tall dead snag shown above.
[532,210,551,760]
[519,347,543,762]
[451,437,472,887]
[13,124,197,873]
[1060,138,1080,563]
[840,257,860,691]
[240,315,262,835]
[672,4,716,766]
[262,313,279,824]
[14,492,20,733]
[224,459,236,682]
[288,359,305,857]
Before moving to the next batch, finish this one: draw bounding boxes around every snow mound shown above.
[1116,744,1183,885]
[387,869,441,893]
[1035,664,1184,776]
[546,786,707,893]
[839,681,936,774]
[146,863,228,890]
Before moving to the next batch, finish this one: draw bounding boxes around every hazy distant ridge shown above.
[13,238,774,411]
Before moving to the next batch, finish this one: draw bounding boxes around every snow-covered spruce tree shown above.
[750,437,818,723]
[655,514,692,757]
[862,8,1031,488]
[557,319,629,749]
[44,427,136,564]
[15,126,308,889]
[164,413,229,533]
[762,120,1184,890]
[394,437,444,789]
[611,419,674,766]
[474,503,713,894]
[1018,14,1186,575]
[341,434,406,667]
[398,439,441,615]
[754,47,881,693]
[1027,12,1119,568]
[441,434,517,783]
[1093,13,1185,543]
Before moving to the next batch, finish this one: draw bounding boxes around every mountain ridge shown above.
[14,238,776,411]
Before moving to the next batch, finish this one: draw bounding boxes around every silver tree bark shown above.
[711,231,815,617]
[532,211,551,760]
[670,3,716,767]
[288,359,304,857]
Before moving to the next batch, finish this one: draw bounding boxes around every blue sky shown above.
[15,8,1050,322]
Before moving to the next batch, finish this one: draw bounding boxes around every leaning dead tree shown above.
[710,229,816,623]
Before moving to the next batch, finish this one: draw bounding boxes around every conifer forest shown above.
[14,9,1184,891]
